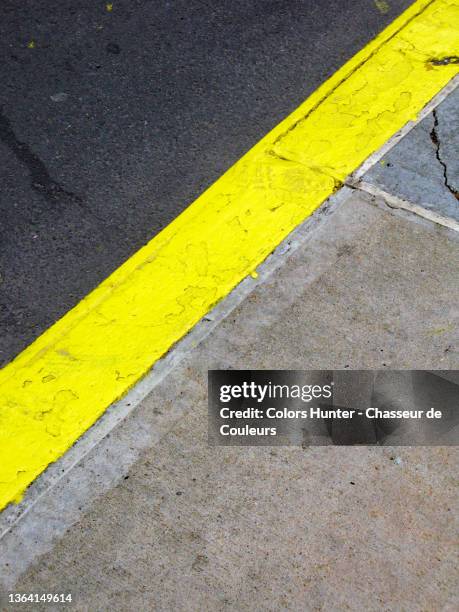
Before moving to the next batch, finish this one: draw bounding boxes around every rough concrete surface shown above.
[364,86,459,221]
[2,191,458,611]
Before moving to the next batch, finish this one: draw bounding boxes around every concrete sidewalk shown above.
[1,88,458,610]
[1,186,458,610]
[363,86,459,222]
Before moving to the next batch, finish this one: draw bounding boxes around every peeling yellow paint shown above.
[0,0,458,510]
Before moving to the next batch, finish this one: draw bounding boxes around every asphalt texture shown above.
[0,0,412,366]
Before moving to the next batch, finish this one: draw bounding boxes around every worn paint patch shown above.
[0,0,458,510]
[375,0,392,15]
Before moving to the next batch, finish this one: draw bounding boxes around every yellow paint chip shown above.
[106,3,113,12]
[27,40,35,49]
[0,0,458,511]
[375,0,391,14]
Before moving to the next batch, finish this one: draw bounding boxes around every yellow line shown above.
[1,0,458,510]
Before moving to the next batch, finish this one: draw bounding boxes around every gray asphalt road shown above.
[0,0,412,366]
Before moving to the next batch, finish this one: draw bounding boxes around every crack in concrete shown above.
[430,109,459,201]
[0,107,82,206]
[430,56,459,66]
[266,149,343,192]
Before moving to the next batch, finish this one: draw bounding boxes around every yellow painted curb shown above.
[1,0,458,510]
